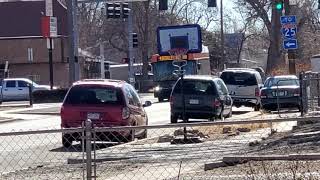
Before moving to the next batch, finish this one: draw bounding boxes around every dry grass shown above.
[196,122,270,136]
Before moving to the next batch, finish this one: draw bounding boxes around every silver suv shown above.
[220,68,263,111]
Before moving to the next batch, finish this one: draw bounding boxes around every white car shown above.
[0,78,55,102]
[220,68,263,111]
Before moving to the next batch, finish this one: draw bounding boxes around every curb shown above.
[0,118,23,124]
[12,112,60,116]
[204,154,320,171]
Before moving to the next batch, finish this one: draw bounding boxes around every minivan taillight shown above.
[255,88,260,97]
[122,107,130,119]
[60,106,68,128]
[213,99,221,107]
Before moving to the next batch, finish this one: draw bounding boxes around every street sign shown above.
[283,39,298,50]
[280,15,296,25]
[281,26,297,39]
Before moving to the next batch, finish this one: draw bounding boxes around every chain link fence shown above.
[300,71,320,116]
[1,118,320,179]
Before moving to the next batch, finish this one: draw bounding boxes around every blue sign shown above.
[281,16,297,25]
[283,39,298,50]
[281,26,297,39]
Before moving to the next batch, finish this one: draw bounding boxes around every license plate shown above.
[273,91,285,96]
[189,99,199,104]
[87,112,100,120]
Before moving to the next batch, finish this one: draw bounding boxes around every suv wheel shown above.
[158,97,164,102]
[170,115,178,123]
[254,104,261,111]
[226,108,232,118]
[62,135,73,148]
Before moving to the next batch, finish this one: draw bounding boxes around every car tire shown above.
[171,114,178,123]
[62,135,73,148]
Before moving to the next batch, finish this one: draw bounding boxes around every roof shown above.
[222,68,258,74]
[0,0,68,38]
[270,75,298,79]
[73,79,126,87]
[183,75,217,81]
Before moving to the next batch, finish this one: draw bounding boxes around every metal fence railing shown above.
[300,71,320,116]
[1,118,320,179]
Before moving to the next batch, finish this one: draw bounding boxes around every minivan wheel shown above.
[170,115,178,123]
[62,135,73,148]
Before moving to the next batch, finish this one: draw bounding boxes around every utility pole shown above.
[67,0,80,85]
[220,0,225,70]
[128,2,135,86]
[284,0,296,74]
[100,41,105,79]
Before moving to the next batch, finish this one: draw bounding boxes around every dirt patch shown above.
[190,160,320,180]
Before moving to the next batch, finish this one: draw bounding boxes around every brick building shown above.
[0,0,70,87]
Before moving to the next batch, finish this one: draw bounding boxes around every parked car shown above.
[170,75,232,123]
[260,75,300,111]
[0,78,54,103]
[60,79,151,148]
[220,68,263,111]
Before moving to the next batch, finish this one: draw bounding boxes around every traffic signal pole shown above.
[128,2,135,86]
[284,0,296,74]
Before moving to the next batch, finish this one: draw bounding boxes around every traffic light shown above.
[114,3,121,18]
[132,33,138,48]
[122,3,130,18]
[208,0,216,7]
[106,3,114,18]
[318,0,320,9]
[275,0,283,11]
[159,0,168,10]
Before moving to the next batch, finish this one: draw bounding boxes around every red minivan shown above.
[60,79,151,148]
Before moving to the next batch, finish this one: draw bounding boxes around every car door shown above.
[2,80,18,101]
[17,80,30,100]
[216,79,232,115]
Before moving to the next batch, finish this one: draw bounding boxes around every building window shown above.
[27,48,33,63]
[28,75,40,83]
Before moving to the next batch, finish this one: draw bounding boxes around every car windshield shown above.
[220,72,257,86]
[64,86,124,105]
[265,78,299,87]
[173,80,217,95]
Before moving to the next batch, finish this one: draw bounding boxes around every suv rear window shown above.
[221,72,257,86]
[64,86,124,105]
[173,80,217,95]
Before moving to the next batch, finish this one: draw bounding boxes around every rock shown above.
[222,127,232,134]
[237,128,251,132]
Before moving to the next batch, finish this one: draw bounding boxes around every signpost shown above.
[281,15,298,75]
[280,15,298,50]
[41,13,57,90]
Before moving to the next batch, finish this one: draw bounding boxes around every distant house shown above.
[0,0,70,87]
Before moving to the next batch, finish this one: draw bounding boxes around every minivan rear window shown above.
[173,80,217,95]
[221,72,257,86]
[64,86,124,105]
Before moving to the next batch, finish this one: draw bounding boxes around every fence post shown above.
[85,119,92,180]
[317,73,320,107]
[299,72,305,117]
[28,84,33,107]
